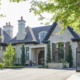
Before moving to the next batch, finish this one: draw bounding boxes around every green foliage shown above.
[0,63,4,69]
[3,44,16,67]
[21,44,25,66]
[10,0,25,2]
[44,65,48,68]
[30,0,80,33]
[46,41,51,63]
[66,45,73,68]
[9,0,80,33]
[4,66,24,69]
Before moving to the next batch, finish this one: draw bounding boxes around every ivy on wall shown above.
[46,41,51,63]
[66,44,73,67]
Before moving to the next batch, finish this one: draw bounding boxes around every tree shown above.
[66,45,73,68]
[30,0,80,33]
[3,44,16,67]
[10,0,80,33]
[10,0,25,3]
[46,41,51,63]
[21,44,25,66]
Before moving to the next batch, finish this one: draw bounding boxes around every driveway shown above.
[0,68,76,80]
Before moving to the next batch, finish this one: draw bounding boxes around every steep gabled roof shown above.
[10,27,38,44]
[0,28,11,45]
[43,22,57,43]
[43,22,79,43]
[32,26,50,43]
[67,27,79,38]
[10,25,50,44]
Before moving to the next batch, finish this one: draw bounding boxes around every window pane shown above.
[40,32,47,42]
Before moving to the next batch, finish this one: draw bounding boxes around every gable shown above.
[32,26,50,42]
[49,24,74,43]
[43,22,79,43]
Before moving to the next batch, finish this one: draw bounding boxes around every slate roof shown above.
[67,27,79,38]
[10,27,36,44]
[0,28,11,45]
[43,22,57,43]
[32,26,50,42]
[43,22,80,43]
[10,22,80,44]
[10,26,50,44]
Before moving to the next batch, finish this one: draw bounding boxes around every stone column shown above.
[29,48,32,61]
[44,47,47,65]
[71,41,77,67]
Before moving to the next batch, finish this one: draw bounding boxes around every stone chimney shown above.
[18,16,26,33]
[17,16,26,40]
[3,22,13,38]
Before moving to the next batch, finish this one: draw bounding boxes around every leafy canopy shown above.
[8,0,80,33]
[30,0,80,33]
[10,0,25,2]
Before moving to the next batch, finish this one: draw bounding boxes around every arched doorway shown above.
[38,50,44,65]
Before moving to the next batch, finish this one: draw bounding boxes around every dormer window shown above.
[39,31,47,42]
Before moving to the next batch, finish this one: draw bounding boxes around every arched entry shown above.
[38,50,44,65]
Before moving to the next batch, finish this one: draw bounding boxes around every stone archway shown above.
[38,50,44,65]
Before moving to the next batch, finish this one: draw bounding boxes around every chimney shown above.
[17,16,26,40]
[9,22,10,25]
[3,22,13,38]
[6,22,8,25]
[18,16,26,33]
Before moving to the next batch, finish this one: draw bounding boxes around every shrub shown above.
[44,65,48,68]
[4,66,24,69]
[46,41,51,63]
[66,45,73,67]
[21,44,25,66]
[38,66,44,68]
[0,63,4,69]
[3,44,16,67]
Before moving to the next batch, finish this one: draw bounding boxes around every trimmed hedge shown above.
[4,66,25,69]
[0,63,4,69]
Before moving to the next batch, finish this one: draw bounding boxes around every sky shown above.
[0,0,51,37]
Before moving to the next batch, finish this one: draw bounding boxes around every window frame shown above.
[39,31,47,43]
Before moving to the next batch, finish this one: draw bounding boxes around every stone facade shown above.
[0,17,79,67]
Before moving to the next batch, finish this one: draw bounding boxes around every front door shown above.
[38,51,44,65]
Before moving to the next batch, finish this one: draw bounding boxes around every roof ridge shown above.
[32,25,50,29]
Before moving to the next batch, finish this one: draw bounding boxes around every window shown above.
[39,31,47,42]
[26,47,29,61]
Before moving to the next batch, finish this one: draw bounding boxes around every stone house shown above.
[0,16,80,67]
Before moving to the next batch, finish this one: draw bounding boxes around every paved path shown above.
[0,68,76,80]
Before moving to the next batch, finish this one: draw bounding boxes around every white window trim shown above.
[39,31,47,42]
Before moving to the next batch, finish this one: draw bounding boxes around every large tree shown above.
[3,44,16,67]
[10,0,80,33]
[30,0,80,33]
